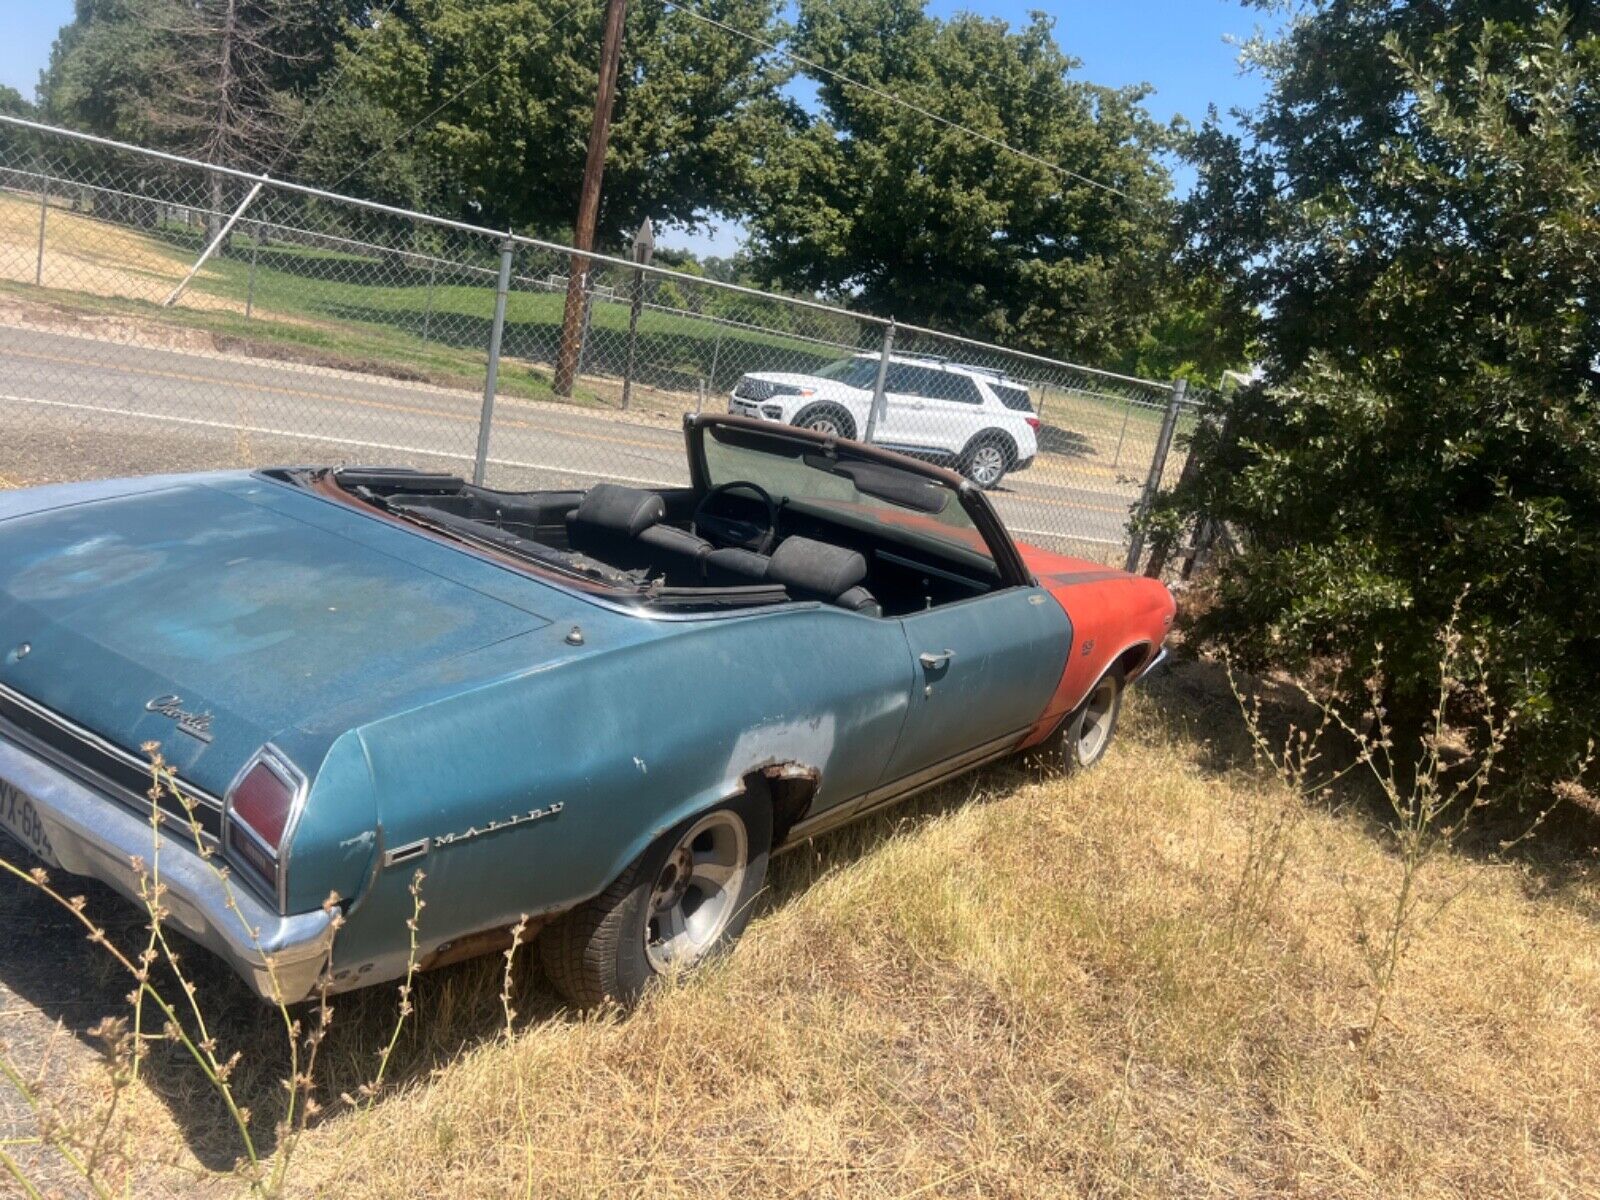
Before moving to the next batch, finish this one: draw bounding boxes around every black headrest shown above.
[767,536,867,599]
[835,586,881,617]
[571,484,665,537]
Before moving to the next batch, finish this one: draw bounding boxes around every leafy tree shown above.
[0,85,32,117]
[40,0,185,148]
[42,0,361,164]
[744,0,1179,366]
[313,0,792,242]
[41,0,367,239]
[1171,4,1600,792]
[1113,272,1251,384]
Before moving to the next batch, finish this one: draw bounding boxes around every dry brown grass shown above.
[9,664,1600,1198]
[0,190,250,314]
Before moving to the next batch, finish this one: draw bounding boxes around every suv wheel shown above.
[960,433,1014,489]
[793,402,856,441]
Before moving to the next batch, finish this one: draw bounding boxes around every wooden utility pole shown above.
[553,0,628,396]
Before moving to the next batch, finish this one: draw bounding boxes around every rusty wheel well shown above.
[740,764,821,848]
[1115,643,1153,680]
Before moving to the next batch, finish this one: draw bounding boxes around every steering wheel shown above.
[693,480,780,553]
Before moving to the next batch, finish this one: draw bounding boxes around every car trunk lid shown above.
[0,478,552,794]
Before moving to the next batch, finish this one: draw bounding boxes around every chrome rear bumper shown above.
[0,733,333,1003]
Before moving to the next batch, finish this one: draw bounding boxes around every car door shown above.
[912,369,986,456]
[876,585,1071,789]
[875,363,968,453]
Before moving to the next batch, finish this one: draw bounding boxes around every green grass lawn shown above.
[188,230,1182,437]
[181,229,871,395]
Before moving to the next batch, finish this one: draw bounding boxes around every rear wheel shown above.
[793,403,856,441]
[960,433,1014,489]
[1063,667,1124,771]
[538,796,771,1008]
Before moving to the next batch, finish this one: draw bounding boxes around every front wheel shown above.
[960,434,1013,489]
[793,402,857,441]
[1063,667,1124,771]
[538,796,772,1008]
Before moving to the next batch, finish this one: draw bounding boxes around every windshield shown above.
[702,425,994,565]
[814,356,883,390]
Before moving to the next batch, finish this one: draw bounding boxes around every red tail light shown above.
[232,761,292,847]
[225,748,306,908]
[1025,416,1040,430]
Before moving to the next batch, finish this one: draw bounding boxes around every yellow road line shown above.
[1033,459,1136,482]
[0,345,676,455]
[2,344,480,417]
[0,345,1138,515]
[0,391,682,488]
[1000,493,1128,516]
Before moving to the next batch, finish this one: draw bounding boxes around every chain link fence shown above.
[0,114,1195,566]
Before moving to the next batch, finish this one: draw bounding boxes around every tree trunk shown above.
[208,0,238,252]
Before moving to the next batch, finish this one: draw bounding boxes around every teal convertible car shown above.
[0,415,1174,1007]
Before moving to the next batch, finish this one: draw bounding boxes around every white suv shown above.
[728,354,1040,489]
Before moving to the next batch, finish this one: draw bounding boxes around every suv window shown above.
[886,364,983,404]
[940,374,984,405]
[816,356,884,390]
[884,364,936,396]
[993,382,1034,413]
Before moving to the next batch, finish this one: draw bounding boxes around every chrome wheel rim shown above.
[1076,676,1118,764]
[969,444,1005,486]
[803,414,842,436]
[645,811,748,972]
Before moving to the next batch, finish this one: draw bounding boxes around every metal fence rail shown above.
[0,114,1196,565]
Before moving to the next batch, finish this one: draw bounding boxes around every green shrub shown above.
[1171,8,1600,794]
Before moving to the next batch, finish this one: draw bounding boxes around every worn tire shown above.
[1062,666,1124,772]
[793,403,857,441]
[538,794,772,1008]
[959,431,1015,489]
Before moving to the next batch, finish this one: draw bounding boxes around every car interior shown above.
[326,465,1005,619]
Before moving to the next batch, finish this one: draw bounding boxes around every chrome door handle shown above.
[919,649,955,670]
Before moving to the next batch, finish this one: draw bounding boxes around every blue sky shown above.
[1,0,1276,254]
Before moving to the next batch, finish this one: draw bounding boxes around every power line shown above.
[327,0,591,194]
[657,0,1142,204]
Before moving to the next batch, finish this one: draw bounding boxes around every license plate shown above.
[0,778,59,867]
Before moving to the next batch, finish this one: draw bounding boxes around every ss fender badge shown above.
[145,694,215,743]
[1080,638,1096,657]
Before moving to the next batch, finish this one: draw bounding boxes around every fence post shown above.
[1111,395,1134,469]
[1142,398,1211,578]
[574,272,597,383]
[1124,377,1187,574]
[863,321,896,444]
[621,268,646,410]
[244,227,260,320]
[473,236,515,487]
[707,327,724,394]
[164,178,263,307]
[421,258,438,344]
[34,166,50,286]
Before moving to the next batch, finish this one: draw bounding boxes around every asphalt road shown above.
[0,323,1139,556]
